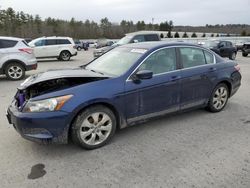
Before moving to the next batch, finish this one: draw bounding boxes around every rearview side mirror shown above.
[134,70,153,81]
[133,40,139,43]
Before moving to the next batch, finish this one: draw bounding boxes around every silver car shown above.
[0,36,37,80]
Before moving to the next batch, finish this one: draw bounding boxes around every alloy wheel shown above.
[80,112,112,146]
[8,66,23,79]
[212,86,228,110]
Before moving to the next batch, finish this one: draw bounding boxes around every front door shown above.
[125,47,181,123]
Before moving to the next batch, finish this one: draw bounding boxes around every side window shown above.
[219,41,226,48]
[0,39,18,49]
[45,39,57,46]
[226,42,232,47]
[144,34,159,41]
[138,48,176,75]
[57,39,71,45]
[133,35,145,43]
[179,47,206,68]
[34,40,45,47]
[204,51,214,64]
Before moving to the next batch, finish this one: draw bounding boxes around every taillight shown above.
[234,64,240,72]
[19,48,33,54]
[73,45,77,49]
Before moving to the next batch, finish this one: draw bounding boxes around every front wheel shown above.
[207,83,229,113]
[59,51,71,61]
[71,105,117,149]
[229,52,236,60]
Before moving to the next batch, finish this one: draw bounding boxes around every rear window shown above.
[45,39,57,46]
[22,40,29,47]
[57,39,71,45]
[144,34,160,41]
[0,39,18,49]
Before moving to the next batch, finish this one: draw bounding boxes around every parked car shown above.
[74,40,83,51]
[29,37,77,61]
[7,42,241,149]
[96,39,114,49]
[93,33,161,58]
[242,42,250,57]
[203,40,237,60]
[0,36,37,80]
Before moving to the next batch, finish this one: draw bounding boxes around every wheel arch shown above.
[2,59,26,71]
[59,49,72,56]
[67,101,125,142]
[216,80,232,97]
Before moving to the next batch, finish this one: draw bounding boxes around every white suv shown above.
[0,36,37,80]
[29,37,77,61]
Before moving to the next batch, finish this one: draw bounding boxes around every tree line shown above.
[0,7,174,39]
[0,7,249,40]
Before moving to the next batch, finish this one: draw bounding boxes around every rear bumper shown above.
[230,71,241,97]
[7,102,70,144]
[25,63,37,71]
[71,51,78,57]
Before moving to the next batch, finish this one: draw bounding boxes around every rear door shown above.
[44,39,58,57]
[178,47,216,110]
[0,39,18,64]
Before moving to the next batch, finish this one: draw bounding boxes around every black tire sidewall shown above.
[71,105,117,150]
[207,83,229,113]
[5,62,25,80]
[60,51,71,61]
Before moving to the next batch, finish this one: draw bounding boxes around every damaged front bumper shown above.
[6,101,70,144]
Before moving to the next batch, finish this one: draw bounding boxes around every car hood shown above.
[95,45,117,52]
[18,68,108,90]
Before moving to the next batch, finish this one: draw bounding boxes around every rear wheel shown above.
[229,52,236,60]
[207,83,229,112]
[71,105,117,149]
[77,46,82,51]
[242,52,248,57]
[59,51,71,61]
[5,62,25,80]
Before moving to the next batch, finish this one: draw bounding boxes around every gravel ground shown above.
[0,49,250,188]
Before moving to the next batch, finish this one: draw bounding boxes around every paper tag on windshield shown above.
[131,49,147,54]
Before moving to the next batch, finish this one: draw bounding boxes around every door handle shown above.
[209,67,216,72]
[170,75,181,82]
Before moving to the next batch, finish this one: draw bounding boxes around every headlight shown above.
[23,95,73,112]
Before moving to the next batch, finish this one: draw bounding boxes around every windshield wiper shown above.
[90,69,104,75]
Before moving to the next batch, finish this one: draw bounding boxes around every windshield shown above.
[116,35,133,45]
[203,41,219,48]
[86,47,147,76]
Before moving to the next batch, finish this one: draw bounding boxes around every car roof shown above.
[33,36,72,40]
[0,36,24,41]
[120,41,202,50]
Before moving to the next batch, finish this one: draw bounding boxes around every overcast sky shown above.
[1,0,250,25]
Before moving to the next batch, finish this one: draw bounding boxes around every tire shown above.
[207,83,229,113]
[77,47,82,51]
[71,105,117,149]
[242,53,248,57]
[59,51,71,61]
[229,52,236,60]
[5,62,25,80]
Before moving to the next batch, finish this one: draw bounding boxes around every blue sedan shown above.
[7,42,241,149]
